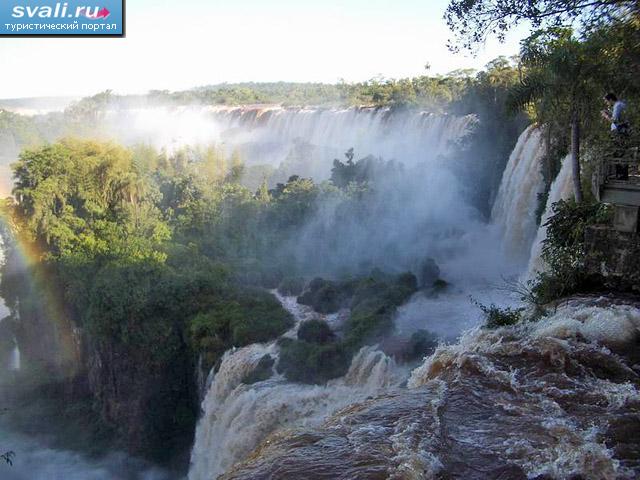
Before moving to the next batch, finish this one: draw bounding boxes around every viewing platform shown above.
[593,145,640,232]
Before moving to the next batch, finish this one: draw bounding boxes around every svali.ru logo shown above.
[12,3,110,20]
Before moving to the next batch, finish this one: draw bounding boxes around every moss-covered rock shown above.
[344,299,395,348]
[283,270,419,380]
[190,288,294,371]
[276,337,350,385]
[242,354,275,385]
[297,319,336,344]
[297,278,347,314]
[344,272,418,348]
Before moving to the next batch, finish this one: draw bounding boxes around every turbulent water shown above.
[527,154,575,278]
[186,118,547,479]
[2,107,631,480]
[491,125,546,261]
[220,297,640,480]
[188,295,403,480]
[187,122,640,480]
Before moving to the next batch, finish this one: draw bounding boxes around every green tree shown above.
[508,29,606,202]
[445,0,638,51]
[10,139,168,261]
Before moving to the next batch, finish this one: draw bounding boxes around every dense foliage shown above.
[276,271,418,385]
[445,0,638,51]
[450,0,640,203]
[480,303,524,329]
[531,199,613,303]
[0,138,310,460]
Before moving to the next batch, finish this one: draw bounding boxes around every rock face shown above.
[584,225,640,292]
[5,267,196,464]
[86,335,196,461]
[2,259,82,380]
[297,278,347,314]
[221,300,640,480]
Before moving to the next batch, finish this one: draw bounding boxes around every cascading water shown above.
[526,154,575,278]
[188,296,402,480]
[188,117,535,479]
[106,106,475,183]
[206,106,474,172]
[8,341,20,371]
[222,297,640,480]
[2,104,609,479]
[491,125,546,260]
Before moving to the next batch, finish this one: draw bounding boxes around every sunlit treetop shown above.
[445,0,639,51]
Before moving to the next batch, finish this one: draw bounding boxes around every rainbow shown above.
[0,196,82,379]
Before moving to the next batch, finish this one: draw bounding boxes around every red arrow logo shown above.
[95,7,110,19]
[86,7,110,19]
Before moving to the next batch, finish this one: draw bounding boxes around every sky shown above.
[0,0,527,98]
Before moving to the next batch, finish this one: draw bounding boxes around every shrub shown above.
[297,319,335,344]
[531,200,612,304]
[190,288,293,370]
[479,303,523,329]
[229,288,294,345]
[297,278,346,313]
[344,272,417,348]
[344,298,395,347]
[276,337,350,384]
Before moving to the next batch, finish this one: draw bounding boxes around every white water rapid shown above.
[188,118,540,479]
[219,297,640,480]
[491,125,546,260]
[526,154,575,277]
[188,296,402,480]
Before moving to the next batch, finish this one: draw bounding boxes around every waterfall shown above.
[526,154,574,278]
[491,125,546,260]
[207,106,474,170]
[188,298,402,480]
[216,298,640,480]
[8,341,20,371]
[107,106,476,183]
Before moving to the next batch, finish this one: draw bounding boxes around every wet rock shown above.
[297,319,336,344]
[242,355,275,385]
[297,278,345,314]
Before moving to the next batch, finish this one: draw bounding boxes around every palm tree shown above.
[508,29,603,202]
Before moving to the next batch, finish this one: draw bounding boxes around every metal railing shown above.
[592,145,640,201]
